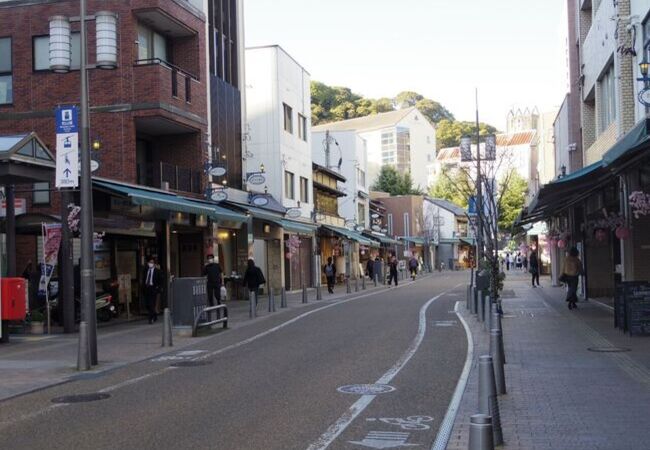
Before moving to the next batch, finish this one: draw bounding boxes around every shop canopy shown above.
[399,236,427,245]
[245,206,317,234]
[459,237,476,246]
[438,238,460,245]
[364,232,400,246]
[321,224,378,247]
[94,179,247,225]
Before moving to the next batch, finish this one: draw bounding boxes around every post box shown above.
[1,277,27,321]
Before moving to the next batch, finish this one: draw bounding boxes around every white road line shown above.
[306,285,462,450]
[431,300,474,450]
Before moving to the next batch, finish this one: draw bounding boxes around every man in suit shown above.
[203,254,223,319]
[143,257,162,324]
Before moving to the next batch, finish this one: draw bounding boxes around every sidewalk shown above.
[447,271,650,449]
[0,275,415,402]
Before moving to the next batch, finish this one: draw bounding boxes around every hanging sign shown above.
[38,223,62,297]
[251,195,269,207]
[460,136,473,162]
[286,208,302,219]
[345,220,356,230]
[638,87,650,107]
[247,172,266,186]
[207,187,228,202]
[55,105,79,188]
[207,165,227,177]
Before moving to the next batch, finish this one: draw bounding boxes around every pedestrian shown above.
[388,254,398,286]
[366,258,374,281]
[523,255,528,272]
[505,253,510,271]
[409,253,418,281]
[561,247,583,310]
[203,254,223,319]
[529,249,540,287]
[516,253,522,270]
[142,257,163,324]
[324,257,336,294]
[373,256,382,284]
[243,259,266,304]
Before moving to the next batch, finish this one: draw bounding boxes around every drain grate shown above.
[171,360,213,367]
[588,347,631,353]
[51,393,110,404]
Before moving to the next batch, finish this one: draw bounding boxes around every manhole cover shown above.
[337,384,396,395]
[588,347,631,353]
[51,393,111,404]
[171,360,213,367]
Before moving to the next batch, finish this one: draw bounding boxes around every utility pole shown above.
[475,89,484,263]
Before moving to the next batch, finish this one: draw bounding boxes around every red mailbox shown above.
[1,277,27,321]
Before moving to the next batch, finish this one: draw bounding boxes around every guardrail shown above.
[192,304,228,337]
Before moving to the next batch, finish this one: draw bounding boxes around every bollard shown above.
[467,284,472,310]
[471,287,478,315]
[302,285,308,304]
[77,321,91,371]
[346,277,351,294]
[362,275,366,290]
[162,308,173,347]
[249,291,257,319]
[490,329,506,395]
[355,277,359,292]
[478,291,485,323]
[468,414,494,450]
[478,356,503,446]
[316,284,322,301]
[374,273,378,287]
[281,287,287,308]
[269,289,276,313]
[491,310,506,364]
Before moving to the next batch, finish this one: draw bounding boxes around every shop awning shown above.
[321,224,376,246]
[602,118,650,168]
[93,179,247,224]
[245,206,316,234]
[364,232,400,246]
[280,219,317,234]
[399,236,426,245]
[439,238,460,245]
[459,237,476,246]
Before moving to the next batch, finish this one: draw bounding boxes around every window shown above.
[283,103,293,134]
[598,64,616,134]
[298,114,307,141]
[284,170,295,199]
[33,182,50,205]
[210,0,239,86]
[357,202,366,227]
[33,34,81,71]
[356,168,366,187]
[387,213,393,235]
[137,24,168,62]
[0,38,12,105]
[299,176,309,203]
[403,212,410,237]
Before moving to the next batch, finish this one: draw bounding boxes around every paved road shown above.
[0,273,468,450]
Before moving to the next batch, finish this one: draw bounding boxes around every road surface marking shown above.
[338,384,396,395]
[369,416,433,430]
[307,285,461,450]
[349,431,419,448]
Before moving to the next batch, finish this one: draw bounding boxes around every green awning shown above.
[438,238,460,245]
[321,224,376,246]
[459,237,476,246]
[280,219,317,234]
[364,233,400,246]
[399,236,426,245]
[603,118,650,167]
[93,179,247,224]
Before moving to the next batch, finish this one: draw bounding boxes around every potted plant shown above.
[28,310,45,334]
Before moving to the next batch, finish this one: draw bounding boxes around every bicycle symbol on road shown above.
[366,415,434,431]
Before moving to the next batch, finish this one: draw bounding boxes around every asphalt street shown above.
[0,272,468,450]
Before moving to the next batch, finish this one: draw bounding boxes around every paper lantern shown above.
[595,229,607,242]
[557,239,567,249]
[615,226,631,240]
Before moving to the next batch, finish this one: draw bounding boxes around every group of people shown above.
[503,252,529,272]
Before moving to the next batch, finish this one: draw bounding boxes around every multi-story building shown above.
[312,107,436,191]
[424,198,472,270]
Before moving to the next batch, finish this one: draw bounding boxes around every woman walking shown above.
[529,249,540,287]
[388,255,399,286]
[561,247,583,310]
[243,259,266,304]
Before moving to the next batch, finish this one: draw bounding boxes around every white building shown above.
[245,45,313,219]
[312,107,437,191]
[311,130,369,228]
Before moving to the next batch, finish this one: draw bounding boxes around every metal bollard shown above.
[269,289,276,313]
[77,321,91,371]
[316,284,322,301]
[355,277,359,292]
[471,287,478,315]
[302,285,308,304]
[467,284,472,310]
[468,414,494,450]
[362,275,366,290]
[478,291,485,323]
[249,291,257,319]
[485,296,492,332]
[490,329,506,395]
[281,287,287,308]
[491,311,506,364]
[478,355,503,446]
[346,277,351,294]
[162,308,173,347]
[374,273,378,287]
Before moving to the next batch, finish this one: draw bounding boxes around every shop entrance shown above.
[171,232,204,278]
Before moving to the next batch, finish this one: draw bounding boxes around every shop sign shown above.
[371,225,381,232]
[345,220,356,230]
[286,208,302,219]
[247,172,266,186]
[355,225,365,232]
[251,195,269,207]
[209,189,228,202]
[0,198,27,217]
[207,165,227,177]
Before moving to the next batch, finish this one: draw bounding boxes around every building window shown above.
[598,63,616,134]
[137,24,168,62]
[33,182,50,205]
[356,167,366,187]
[210,0,239,86]
[0,38,12,105]
[299,176,309,203]
[285,170,295,199]
[298,114,307,141]
[403,212,410,237]
[283,103,293,134]
[357,202,366,227]
[387,213,393,235]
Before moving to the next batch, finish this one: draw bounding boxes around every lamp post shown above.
[49,7,117,366]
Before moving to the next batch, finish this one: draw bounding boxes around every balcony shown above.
[137,162,203,195]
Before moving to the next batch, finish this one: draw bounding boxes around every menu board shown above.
[616,282,650,336]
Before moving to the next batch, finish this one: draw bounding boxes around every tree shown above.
[371,166,423,196]
[415,98,455,124]
[395,91,424,108]
[436,119,499,148]
[498,171,528,231]
[429,168,471,209]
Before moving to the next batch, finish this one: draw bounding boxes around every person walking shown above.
[529,249,540,287]
[561,247,583,310]
[388,255,399,286]
[142,257,163,324]
[515,252,522,270]
[203,254,223,319]
[408,254,418,281]
[243,259,266,306]
[323,257,336,294]
[366,258,374,281]
[505,253,511,271]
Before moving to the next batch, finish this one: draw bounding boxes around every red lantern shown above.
[615,226,630,240]
[595,229,607,242]
[557,239,566,249]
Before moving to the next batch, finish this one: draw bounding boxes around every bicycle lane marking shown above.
[306,284,462,450]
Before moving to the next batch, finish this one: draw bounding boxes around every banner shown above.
[38,223,62,297]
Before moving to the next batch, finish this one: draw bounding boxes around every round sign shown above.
[371,225,381,232]
[210,190,228,202]
[345,221,356,230]
[639,87,650,107]
[355,225,365,232]
[337,384,396,395]
[251,195,269,207]
[286,208,302,219]
[90,160,99,172]
[371,213,379,219]
[208,166,227,177]
[248,174,266,186]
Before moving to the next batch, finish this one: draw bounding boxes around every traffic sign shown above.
[55,105,78,134]
[55,133,79,188]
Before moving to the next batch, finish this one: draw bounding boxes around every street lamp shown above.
[49,8,117,367]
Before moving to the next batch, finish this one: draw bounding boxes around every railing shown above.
[192,304,228,336]
[137,162,203,194]
[134,58,198,104]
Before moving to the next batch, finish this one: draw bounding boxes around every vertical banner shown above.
[460,136,473,162]
[55,105,79,188]
[484,134,497,161]
[38,223,63,297]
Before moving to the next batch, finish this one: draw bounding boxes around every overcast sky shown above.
[244,0,568,130]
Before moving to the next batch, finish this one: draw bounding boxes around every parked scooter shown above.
[48,288,117,323]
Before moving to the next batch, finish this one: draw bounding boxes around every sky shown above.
[244,0,568,131]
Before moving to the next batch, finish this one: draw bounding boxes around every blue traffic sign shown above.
[55,105,78,134]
